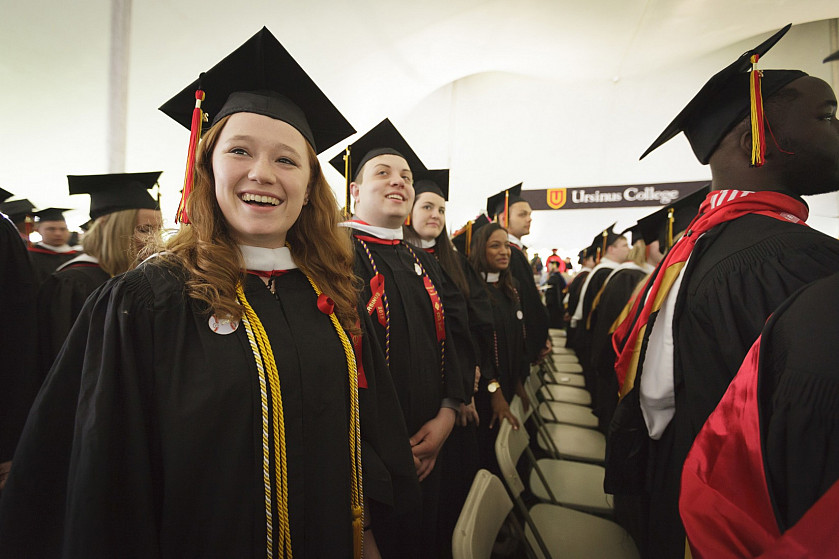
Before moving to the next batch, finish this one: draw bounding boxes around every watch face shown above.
[488,381,499,393]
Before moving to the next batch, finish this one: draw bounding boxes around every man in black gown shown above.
[610,25,839,558]
[27,208,79,286]
[333,119,472,558]
[571,224,629,394]
[564,246,595,348]
[486,184,550,364]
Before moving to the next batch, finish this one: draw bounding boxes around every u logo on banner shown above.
[547,188,567,209]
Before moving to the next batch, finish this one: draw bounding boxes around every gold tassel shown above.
[667,208,675,250]
[749,54,766,167]
[343,146,352,219]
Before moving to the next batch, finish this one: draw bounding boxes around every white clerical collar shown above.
[37,242,75,253]
[239,245,298,271]
[56,253,99,272]
[483,272,500,283]
[507,233,523,248]
[339,218,403,241]
[420,239,437,249]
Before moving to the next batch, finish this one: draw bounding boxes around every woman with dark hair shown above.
[403,172,494,556]
[468,221,528,473]
[0,28,417,559]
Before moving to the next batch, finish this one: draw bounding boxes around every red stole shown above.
[28,246,79,256]
[612,190,808,395]
[681,336,839,558]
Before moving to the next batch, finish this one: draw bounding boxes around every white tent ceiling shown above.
[2,0,838,257]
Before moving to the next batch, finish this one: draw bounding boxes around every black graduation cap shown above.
[640,24,806,164]
[825,50,839,63]
[589,223,621,259]
[0,187,12,204]
[159,27,355,154]
[413,169,450,201]
[68,172,162,220]
[622,222,643,245]
[0,199,35,223]
[635,185,710,250]
[451,213,491,255]
[328,118,427,182]
[486,183,524,220]
[33,208,71,222]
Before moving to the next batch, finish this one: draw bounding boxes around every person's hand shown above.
[515,380,531,414]
[410,407,456,481]
[363,528,382,559]
[473,366,481,394]
[457,399,480,427]
[537,337,552,363]
[489,391,519,430]
[0,460,10,491]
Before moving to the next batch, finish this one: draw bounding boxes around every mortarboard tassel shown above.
[749,54,766,167]
[600,230,608,262]
[667,208,675,250]
[24,216,33,245]
[343,146,352,220]
[176,87,207,224]
[466,220,473,256]
[503,191,509,228]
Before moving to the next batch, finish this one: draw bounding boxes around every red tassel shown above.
[176,89,206,224]
[749,54,766,167]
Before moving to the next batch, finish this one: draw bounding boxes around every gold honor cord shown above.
[237,277,364,559]
[238,285,292,559]
[304,276,364,558]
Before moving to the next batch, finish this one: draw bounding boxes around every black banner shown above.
[521,180,709,210]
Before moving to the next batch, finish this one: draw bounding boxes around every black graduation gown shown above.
[508,244,548,363]
[351,237,470,435]
[350,235,471,558]
[644,213,839,559]
[433,249,489,559]
[573,264,615,392]
[27,246,78,286]
[544,271,567,329]
[587,267,647,432]
[564,269,590,350]
[474,280,528,475]
[758,272,839,532]
[0,259,418,558]
[36,261,110,377]
[0,216,38,463]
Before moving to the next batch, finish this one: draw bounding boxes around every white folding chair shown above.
[498,410,613,516]
[530,367,591,406]
[523,377,597,429]
[495,419,639,559]
[520,382,605,463]
[452,469,529,559]
[552,354,580,364]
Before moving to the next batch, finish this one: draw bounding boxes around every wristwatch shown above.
[487,380,500,393]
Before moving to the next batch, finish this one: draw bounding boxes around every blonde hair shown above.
[628,240,647,268]
[83,208,144,276]
[157,115,360,331]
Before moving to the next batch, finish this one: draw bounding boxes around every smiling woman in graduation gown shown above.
[0,28,418,559]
